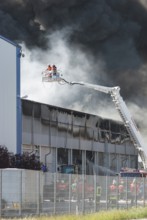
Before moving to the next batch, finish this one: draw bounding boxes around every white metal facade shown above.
[0,36,21,154]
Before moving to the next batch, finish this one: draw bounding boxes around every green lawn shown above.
[2,207,147,220]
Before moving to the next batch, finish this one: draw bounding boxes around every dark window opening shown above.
[57,148,68,165]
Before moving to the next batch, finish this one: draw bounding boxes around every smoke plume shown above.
[0,0,147,142]
[1,0,147,99]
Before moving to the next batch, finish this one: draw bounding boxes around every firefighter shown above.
[109,179,118,207]
[96,183,102,210]
[52,65,57,75]
[47,65,52,71]
[130,178,139,206]
[45,65,52,78]
[71,178,78,200]
[118,179,124,200]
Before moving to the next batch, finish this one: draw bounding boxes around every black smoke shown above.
[0,0,147,105]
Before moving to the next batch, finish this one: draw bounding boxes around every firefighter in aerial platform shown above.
[47,65,52,71]
[96,183,102,210]
[44,64,52,77]
[52,65,57,75]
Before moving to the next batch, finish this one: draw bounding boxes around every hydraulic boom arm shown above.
[62,79,147,169]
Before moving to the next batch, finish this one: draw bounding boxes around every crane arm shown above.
[66,80,120,94]
[62,79,147,169]
[110,88,147,169]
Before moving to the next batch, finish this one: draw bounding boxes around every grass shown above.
[2,207,147,220]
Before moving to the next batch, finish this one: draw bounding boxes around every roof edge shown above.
[0,35,21,49]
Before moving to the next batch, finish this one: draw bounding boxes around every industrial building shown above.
[0,35,138,175]
[22,99,137,174]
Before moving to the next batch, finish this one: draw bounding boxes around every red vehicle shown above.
[119,167,147,178]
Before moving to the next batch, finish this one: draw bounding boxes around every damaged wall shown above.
[22,99,134,150]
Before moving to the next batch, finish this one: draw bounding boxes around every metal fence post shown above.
[126,177,128,209]
[106,175,108,210]
[117,175,119,210]
[53,173,56,214]
[68,174,71,214]
[19,170,22,216]
[76,175,79,215]
[94,174,96,212]
[0,170,2,217]
[135,178,137,208]
[143,177,145,207]
[37,171,40,215]
[82,174,85,214]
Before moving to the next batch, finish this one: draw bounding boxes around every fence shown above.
[0,168,147,217]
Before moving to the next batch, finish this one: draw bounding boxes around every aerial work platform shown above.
[42,64,63,82]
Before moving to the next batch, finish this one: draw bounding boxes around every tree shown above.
[0,145,10,168]
[0,146,42,170]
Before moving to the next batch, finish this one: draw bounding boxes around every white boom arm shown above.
[63,80,147,169]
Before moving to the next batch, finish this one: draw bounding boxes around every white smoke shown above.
[21,30,106,107]
[127,102,147,145]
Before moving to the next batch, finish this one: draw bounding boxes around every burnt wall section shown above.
[22,99,131,148]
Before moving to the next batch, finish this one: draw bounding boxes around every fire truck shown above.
[119,167,147,178]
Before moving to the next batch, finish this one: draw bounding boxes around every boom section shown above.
[68,81,119,94]
[110,88,147,169]
[66,80,147,169]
